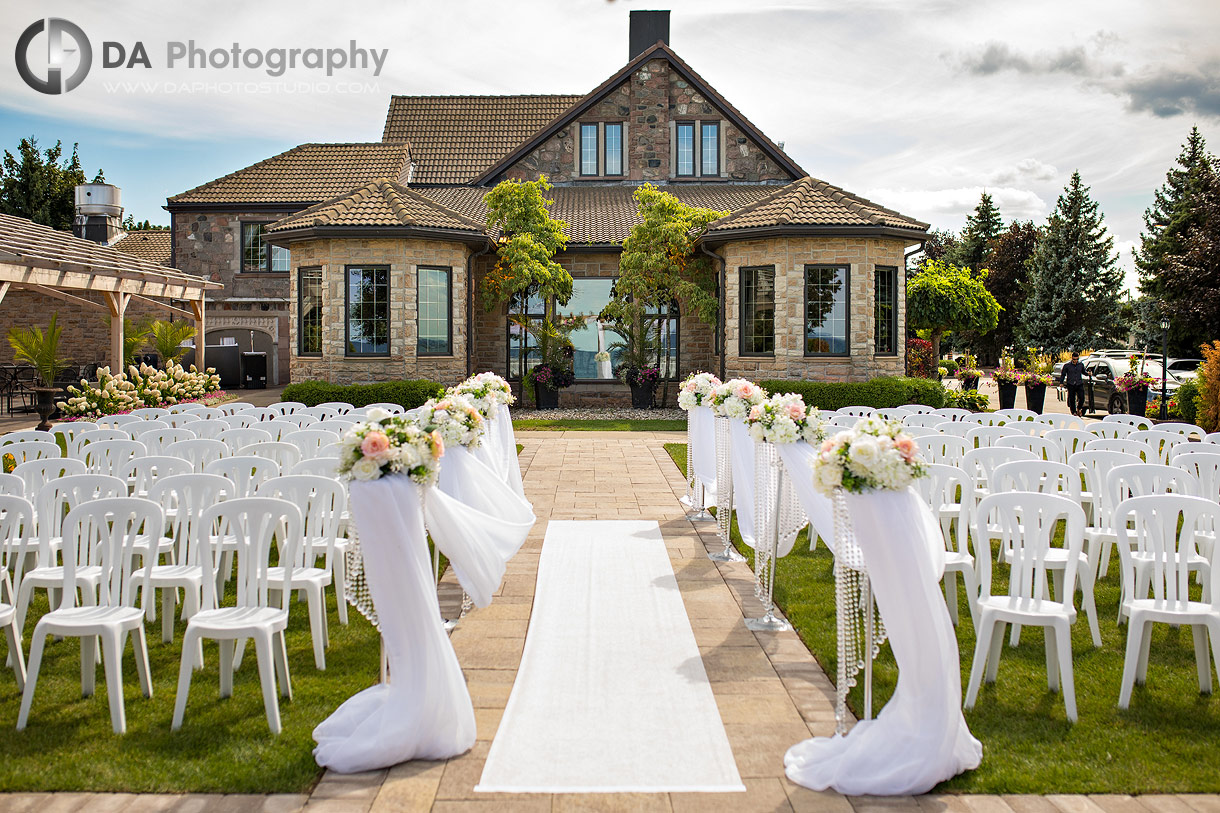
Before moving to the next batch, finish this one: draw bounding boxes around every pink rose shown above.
[786,403,805,421]
[749,404,764,420]
[430,430,445,458]
[361,431,390,459]
[894,436,918,462]
[734,382,753,399]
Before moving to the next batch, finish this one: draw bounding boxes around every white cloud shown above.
[864,186,1048,225]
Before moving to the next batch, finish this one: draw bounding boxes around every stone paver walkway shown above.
[3,429,1214,813]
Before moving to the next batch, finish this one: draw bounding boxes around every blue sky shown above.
[2,0,1218,292]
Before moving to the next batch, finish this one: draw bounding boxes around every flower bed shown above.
[57,363,224,419]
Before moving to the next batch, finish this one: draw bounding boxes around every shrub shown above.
[757,376,947,411]
[947,389,990,412]
[1194,341,1220,432]
[281,379,445,410]
[905,338,935,378]
[939,357,959,376]
[58,362,223,418]
[1146,380,1199,423]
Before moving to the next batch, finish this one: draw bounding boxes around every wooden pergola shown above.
[0,213,221,371]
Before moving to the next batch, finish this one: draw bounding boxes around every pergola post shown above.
[106,291,130,372]
[191,297,207,370]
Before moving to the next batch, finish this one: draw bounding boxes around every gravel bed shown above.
[510,407,685,421]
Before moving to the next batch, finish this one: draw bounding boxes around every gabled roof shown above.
[265,179,487,242]
[167,143,411,207]
[381,95,584,185]
[703,176,928,241]
[112,230,172,266]
[418,184,783,246]
[471,41,806,186]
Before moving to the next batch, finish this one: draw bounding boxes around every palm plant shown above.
[149,319,196,367]
[106,316,154,367]
[7,313,69,388]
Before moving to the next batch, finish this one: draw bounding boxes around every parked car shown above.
[1090,349,1138,359]
[1052,354,1092,380]
[1083,357,1181,415]
[1166,358,1203,380]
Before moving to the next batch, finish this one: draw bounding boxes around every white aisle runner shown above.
[476,520,745,793]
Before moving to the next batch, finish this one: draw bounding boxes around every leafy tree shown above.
[1022,171,1125,354]
[0,137,102,231]
[1136,127,1215,354]
[957,192,1004,270]
[906,228,959,275]
[122,215,168,231]
[1160,162,1220,348]
[480,176,572,378]
[970,220,1040,364]
[149,319,197,366]
[906,259,1001,361]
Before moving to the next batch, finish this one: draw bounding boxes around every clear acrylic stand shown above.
[710,416,745,562]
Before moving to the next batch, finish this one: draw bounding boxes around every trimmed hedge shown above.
[280,379,445,409]
[757,376,947,411]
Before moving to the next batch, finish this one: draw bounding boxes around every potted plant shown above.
[7,314,71,431]
[993,366,1022,410]
[954,354,981,392]
[1115,355,1157,417]
[620,366,660,408]
[524,362,574,409]
[515,313,581,410]
[1021,371,1054,414]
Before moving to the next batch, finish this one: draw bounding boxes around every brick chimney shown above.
[629,10,670,61]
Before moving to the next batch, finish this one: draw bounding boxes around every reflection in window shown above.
[740,266,775,355]
[604,123,623,176]
[557,278,618,379]
[701,122,719,176]
[507,289,546,380]
[806,265,848,354]
[874,265,897,354]
[298,268,322,355]
[676,123,694,176]
[347,266,390,356]
[418,267,451,356]
[647,300,680,378]
[241,222,290,273]
[580,123,598,176]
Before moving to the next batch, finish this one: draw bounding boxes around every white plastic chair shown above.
[896,404,937,415]
[1071,449,1143,576]
[1154,422,1206,439]
[257,475,347,667]
[219,402,255,416]
[1,440,61,465]
[1099,463,1200,592]
[120,420,169,439]
[260,420,301,443]
[366,403,405,415]
[827,414,862,428]
[316,419,356,435]
[966,424,1023,449]
[316,402,352,415]
[126,456,193,499]
[280,414,320,430]
[1173,450,1220,502]
[285,430,337,461]
[218,427,273,456]
[13,458,86,503]
[1038,414,1086,431]
[1113,494,1220,708]
[0,495,31,690]
[1104,414,1154,430]
[267,402,306,417]
[17,498,160,733]
[934,421,972,439]
[1045,429,1092,465]
[83,439,146,478]
[76,428,130,450]
[300,406,341,421]
[187,419,229,441]
[997,435,1063,462]
[901,426,940,439]
[166,403,198,414]
[1128,429,1190,465]
[146,473,236,644]
[192,407,225,421]
[96,414,143,430]
[239,442,301,473]
[205,456,281,499]
[136,427,198,456]
[902,414,945,429]
[1208,433,1220,446]
[962,447,1036,499]
[172,497,300,734]
[966,491,1088,721]
[164,439,227,473]
[130,407,170,420]
[1086,437,1154,461]
[0,473,23,497]
[912,464,977,626]
[873,408,907,421]
[1090,423,1134,439]
[292,459,339,478]
[165,413,202,429]
[923,435,969,468]
[220,413,257,430]
[177,404,210,414]
[993,408,1038,424]
[51,422,97,457]
[2,430,57,446]
[246,407,278,423]
[934,408,972,422]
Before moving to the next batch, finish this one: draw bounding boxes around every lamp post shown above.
[1160,315,1170,421]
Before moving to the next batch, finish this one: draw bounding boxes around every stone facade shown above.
[172,210,293,384]
[0,290,173,369]
[501,59,790,185]
[286,237,471,387]
[718,236,907,382]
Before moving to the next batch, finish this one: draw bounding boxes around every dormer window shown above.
[701,122,720,176]
[604,123,623,176]
[578,122,627,178]
[675,123,695,176]
[580,124,599,175]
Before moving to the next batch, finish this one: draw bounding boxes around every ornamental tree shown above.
[905,259,1001,361]
[957,191,1004,270]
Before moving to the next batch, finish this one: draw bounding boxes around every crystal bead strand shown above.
[342,522,380,632]
[709,416,742,562]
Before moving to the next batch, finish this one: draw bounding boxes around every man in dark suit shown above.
[1060,351,1087,417]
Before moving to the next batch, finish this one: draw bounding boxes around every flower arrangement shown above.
[618,365,661,388]
[709,378,767,419]
[955,355,982,381]
[1021,371,1054,387]
[416,394,484,449]
[677,371,722,411]
[594,350,611,362]
[812,417,927,495]
[744,392,827,445]
[58,362,223,418]
[527,362,575,392]
[1116,368,1158,392]
[992,366,1022,386]
[448,372,514,420]
[337,416,445,484]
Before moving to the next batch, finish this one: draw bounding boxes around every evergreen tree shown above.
[0,137,99,231]
[907,228,959,276]
[1162,162,1220,349]
[1136,126,1217,355]
[972,220,1040,364]
[957,191,1004,270]
[1022,171,1125,354]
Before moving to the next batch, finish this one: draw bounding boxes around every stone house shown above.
[164,12,927,399]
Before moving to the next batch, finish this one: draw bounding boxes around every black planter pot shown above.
[629,381,656,409]
[33,387,58,432]
[1024,383,1047,414]
[1126,386,1148,417]
[960,375,980,392]
[533,383,560,410]
[997,382,1018,410]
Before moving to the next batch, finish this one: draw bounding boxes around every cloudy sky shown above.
[2,0,1217,291]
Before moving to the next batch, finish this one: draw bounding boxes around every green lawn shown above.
[514,418,685,432]
[664,443,1220,794]
[0,583,379,793]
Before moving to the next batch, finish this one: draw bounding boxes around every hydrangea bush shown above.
[745,392,828,445]
[677,371,722,411]
[812,416,927,495]
[58,362,223,419]
[338,414,446,485]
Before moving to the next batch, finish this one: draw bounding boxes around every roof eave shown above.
[164,201,318,213]
[263,225,493,248]
[700,224,929,247]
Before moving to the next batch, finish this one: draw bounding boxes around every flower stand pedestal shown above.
[997,383,1018,410]
[1024,383,1047,414]
[959,376,980,392]
[1126,386,1148,417]
[533,384,559,410]
[628,381,655,409]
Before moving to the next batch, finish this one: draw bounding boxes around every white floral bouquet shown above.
[448,372,515,420]
[677,371,722,411]
[745,392,828,445]
[709,378,767,419]
[812,416,927,495]
[594,350,611,362]
[417,394,485,449]
[338,416,446,485]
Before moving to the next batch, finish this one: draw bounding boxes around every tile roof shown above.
[167,143,410,206]
[112,230,172,266]
[267,179,486,235]
[381,95,584,185]
[418,184,786,245]
[706,177,928,235]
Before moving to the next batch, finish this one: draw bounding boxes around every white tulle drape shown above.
[314,477,477,772]
[488,403,526,498]
[729,419,757,549]
[783,488,980,796]
[775,441,836,551]
[689,406,717,506]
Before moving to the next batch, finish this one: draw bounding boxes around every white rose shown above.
[366,407,392,423]
[816,463,843,491]
[351,457,383,481]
